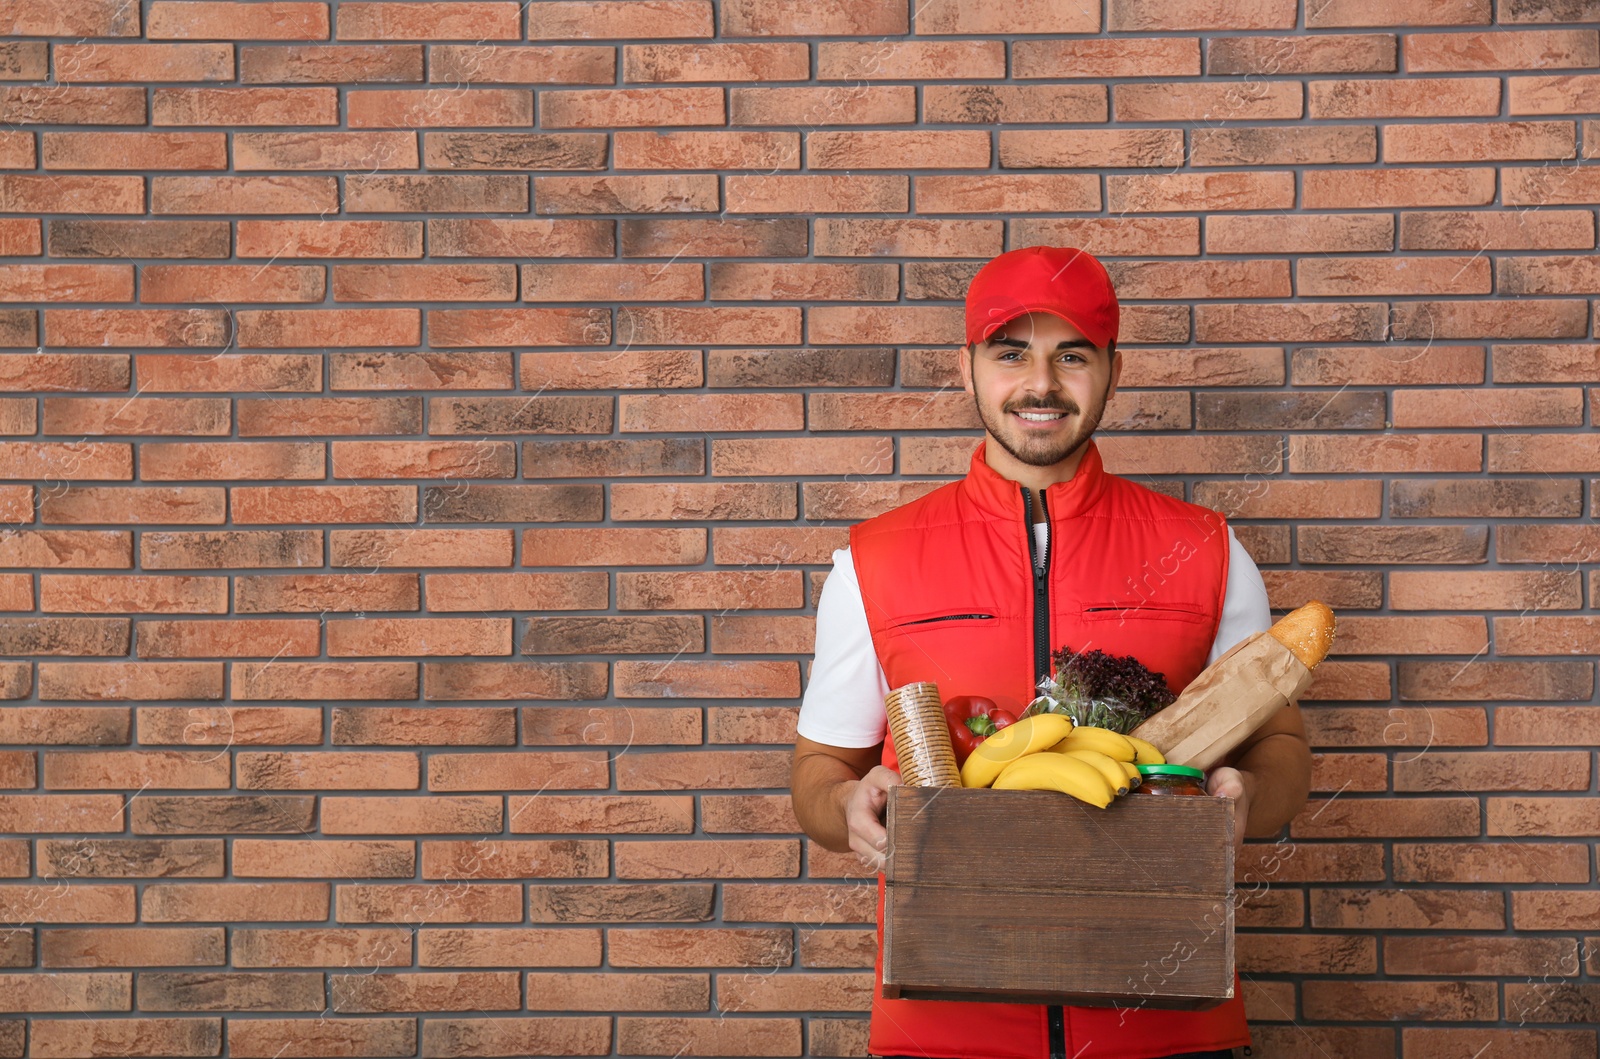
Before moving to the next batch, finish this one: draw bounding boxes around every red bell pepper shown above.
[943,695,1017,765]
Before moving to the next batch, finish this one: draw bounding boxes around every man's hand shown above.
[1206,765,1252,852]
[841,765,901,871]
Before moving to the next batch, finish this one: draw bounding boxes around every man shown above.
[790,246,1312,1059]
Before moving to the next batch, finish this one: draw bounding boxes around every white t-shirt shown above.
[796,524,1272,749]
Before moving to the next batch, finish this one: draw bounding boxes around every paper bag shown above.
[1130,631,1314,771]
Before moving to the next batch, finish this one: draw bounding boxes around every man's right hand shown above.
[841,765,901,872]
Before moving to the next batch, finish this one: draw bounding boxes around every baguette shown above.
[1267,600,1336,670]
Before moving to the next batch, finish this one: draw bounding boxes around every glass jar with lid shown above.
[1131,763,1206,796]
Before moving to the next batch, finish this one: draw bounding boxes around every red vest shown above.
[849,439,1249,1059]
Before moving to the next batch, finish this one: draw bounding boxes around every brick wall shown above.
[0,0,1597,1056]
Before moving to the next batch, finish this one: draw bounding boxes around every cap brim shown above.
[972,305,1113,350]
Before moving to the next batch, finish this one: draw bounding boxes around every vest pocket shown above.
[1080,600,1208,623]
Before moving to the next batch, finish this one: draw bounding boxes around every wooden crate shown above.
[882,786,1235,1010]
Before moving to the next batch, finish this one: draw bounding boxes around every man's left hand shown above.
[1206,766,1251,851]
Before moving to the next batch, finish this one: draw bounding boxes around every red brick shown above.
[138,970,325,1012]
[1119,82,1303,123]
[1311,77,1500,117]
[702,794,802,833]
[329,969,521,1013]
[733,85,914,126]
[1195,124,1377,166]
[419,839,605,880]
[233,661,418,702]
[623,42,805,83]
[235,131,418,170]
[135,619,318,660]
[921,84,1107,123]
[141,442,324,482]
[1388,483,1574,521]
[349,88,531,128]
[1291,344,1483,385]
[427,217,611,257]
[1109,0,1294,29]
[0,529,132,565]
[429,44,610,84]
[1321,616,1489,656]
[614,130,797,170]
[1229,832,1344,883]
[152,86,336,126]
[1309,750,1389,793]
[424,133,606,173]
[1410,29,1597,73]
[1490,434,1600,472]
[58,42,234,84]
[817,40,1003,80]
[1291,796,1479,838]
[1298,255,1489,296]
[998,129,1190,171]
[40,662,221,702]
[1501,254,1600,295]
[1395,572,1580,614]
[1238,933,1376,975]
[1393,386,1582,428]
[243,43,424,83]
[621,306,802,346]
[550,87,726,129]
[425,751,604,793]
[1320,701,1456,747]
[345,174,529,213]
[417,1017,610,1056]
[1013,37,1198,78]
[1304,980,1496,1022]
[329,441,515,480]
[321,796,501,837]
[616,1017,799,1057]
[140,529,324,570]
[1388,120,1576,163]
[534,174,717,215]
[0,795,125,832]
[1497,527,1600,569]
[0,85,145,125]
[151,174,335,214]
[1403,210,1594,252]
[337,2,519,39]
[1310,887,1503,930]
[611,746,788,790]
[518,705,699,745]
[418,927,600,967]
[1497,616,1600,656]
[239,308,419,348]
[235,573,417,614]
[1510,73,1600,115]
[46,308,230,350]
[237,752,418,791]
[0,175,143,214]
[425,572,605,613]
[521,528,705,567]
[617,393,798,434]
[42,749,230,790]
[808,130,990,170]
[1108,172,1294,213]
[817,219,1002,260]
[337,882,523,922]
[1303,167,1494,208]
[422,661,607,702]
[524,0,710,37]
[1193,479,1380,519]
[1207,33,1396,73]
[429,308,608,348]
[709,263,891,305]
[1490,797,1600,836]
[237,219,420,259]
[40,927,223,968]
[1307,0,1488,23]
[231,484,416,525]
[327,617,510,658]
[429,395,611,435]
[40,131,226,172]
[1396,749,1589,794]
[0,884,134,923]
[1397,842,1589,883]
[143,881,328,922]
[0,707,128,745]
[232,927,412,966]
[135,353,317,393]
[148,2,329,39]
[41,396,229,437]
[1504,164,1600,206]
[722,0,900,34]
[1203,300,1388,347]
[229,1017,416,1058]
[233,838,419,876]
[331,707,513,745]
[1402,660,1593,701]
[141,264,325,305]
[914,0,1093,31]
[27,1017,219,1058]
[135,705,318,746]
[1288,434,1481,474]
[616,571,802,612]
[1405,1029,1596,1059]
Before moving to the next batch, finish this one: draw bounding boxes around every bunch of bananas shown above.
[958,715,1166,808]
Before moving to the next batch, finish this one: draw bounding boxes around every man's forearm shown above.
[1234,731,1312,837]
[790,751,861,853]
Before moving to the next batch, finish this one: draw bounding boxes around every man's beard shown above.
[974,382,1110,468]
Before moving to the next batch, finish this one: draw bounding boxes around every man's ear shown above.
[958,342,975,395]
[1105,342,1121,402]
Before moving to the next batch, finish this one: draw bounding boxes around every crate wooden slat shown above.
[882,786,1235,1009]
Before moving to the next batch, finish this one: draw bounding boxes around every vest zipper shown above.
[1022,487,1052,682]
[1025,486,1066,1059]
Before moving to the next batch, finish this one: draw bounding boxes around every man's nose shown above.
[1022,351,1058,394]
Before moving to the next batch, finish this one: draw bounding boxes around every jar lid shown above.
[1137,764,1205,779]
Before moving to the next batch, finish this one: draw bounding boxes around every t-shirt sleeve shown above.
[1206,526,1273,666]
[795,546,891,749]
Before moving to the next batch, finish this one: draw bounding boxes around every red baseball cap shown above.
[964,245,1119,350]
